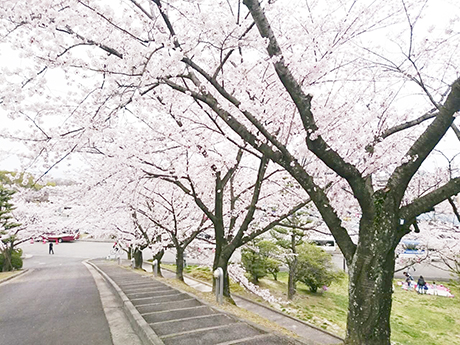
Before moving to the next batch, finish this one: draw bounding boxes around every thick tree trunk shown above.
[175,247,185,281]
[287,233,298,300]
[287,258,297,300]
[345,217,399,345]
[133,248,143,269]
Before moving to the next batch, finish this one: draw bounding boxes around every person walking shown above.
[417,275,426,294]
[49,242,54,254]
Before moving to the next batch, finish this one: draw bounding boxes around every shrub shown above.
[295,243,338,293]
[241,239,282,284]
[0,248,23,271]
[241,247,268,283]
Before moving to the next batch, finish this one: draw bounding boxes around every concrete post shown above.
[151,259,158,277]
[213,267,224,305]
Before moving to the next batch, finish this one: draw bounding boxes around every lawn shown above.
[164,264,460,345]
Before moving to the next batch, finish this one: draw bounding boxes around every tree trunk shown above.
[125,246,132,260]
[287,257,297,300]
[287,233,298,300]
[175,247,185,281]
[2,245,13,272]
[345,217,399,345]
[213,258,232,299]
[133,248,143,269]
[153,249,164,278]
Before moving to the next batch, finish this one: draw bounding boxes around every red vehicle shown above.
[43,232,80,243]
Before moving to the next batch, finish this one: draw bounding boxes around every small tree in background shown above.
[241,246,267,284]
[260,240,282,281]
[296,243,339,293]
[0,187,22,272]
[271,225,307,300]
[241,239,281,283]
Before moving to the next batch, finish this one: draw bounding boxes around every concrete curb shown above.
[85,260,165,345]
[0,269,30,285]
[159,266,344,344]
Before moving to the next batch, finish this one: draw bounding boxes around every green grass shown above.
[167,265,460,344]
[259,271,348,336]
[391,283,460,345]
[162,264,247,294]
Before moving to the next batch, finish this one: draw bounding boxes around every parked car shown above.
[310,238,338,253]
[42,232,80,243]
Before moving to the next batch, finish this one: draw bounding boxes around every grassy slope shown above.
[170,265,460,345]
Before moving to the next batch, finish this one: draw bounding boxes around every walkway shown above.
[90,259,307,345]
[151,264,343,345]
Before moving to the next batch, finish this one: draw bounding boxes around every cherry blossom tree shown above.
[144,144,310,297]
[1,1,460,343]
[134,181,212,280]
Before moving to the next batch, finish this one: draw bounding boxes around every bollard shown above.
[131,258,135,268]
[151,259,158,277]
[117,256,121,266]
[213,267,224,305]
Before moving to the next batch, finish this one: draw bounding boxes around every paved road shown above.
[0,242,117,345]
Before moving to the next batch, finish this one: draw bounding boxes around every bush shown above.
[241,239,282,284]
[241,247,268,283]
[0,248,23,271]
[295,243,338,293]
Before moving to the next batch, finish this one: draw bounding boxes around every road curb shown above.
[0,269,30,285]
[85,260,165,345]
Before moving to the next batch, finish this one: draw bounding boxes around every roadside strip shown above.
[85,260,165,345]
[0,269,30,285]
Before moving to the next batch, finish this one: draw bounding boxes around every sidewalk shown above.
[144,263,343,345]
[90,259,307,345]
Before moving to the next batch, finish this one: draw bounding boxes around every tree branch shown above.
[243,0,372,213]
[56,26,123,58]
[232,155,269,245]
[401,177,460,221]
[159,77,356,262]
[447,197,460,223]
[389,77,460,203]
[367,108,438,150]
[241,198,311,244]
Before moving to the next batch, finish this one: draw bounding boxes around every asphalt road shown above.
[0,241,117,345]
